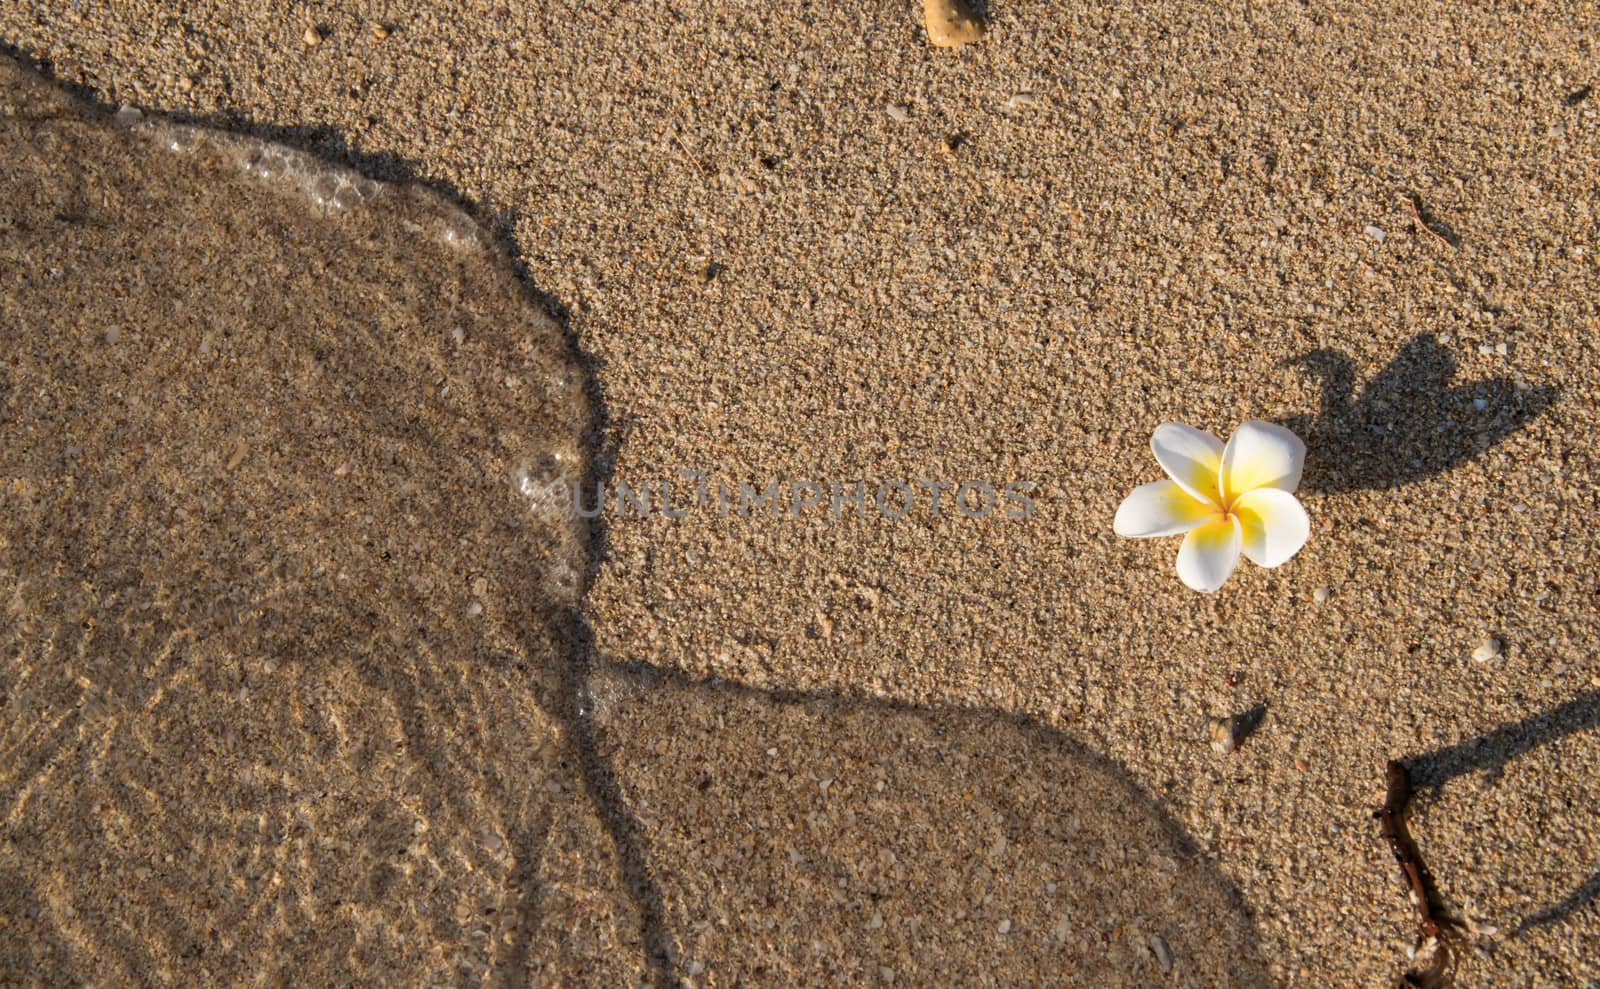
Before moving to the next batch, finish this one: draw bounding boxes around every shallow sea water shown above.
[1,58,1271,986]
[0,57,629,986]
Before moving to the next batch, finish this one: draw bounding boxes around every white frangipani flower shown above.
[1114,421,1311,592]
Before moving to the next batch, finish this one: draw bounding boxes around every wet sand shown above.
[4,2,1600,986]
[1,61,630,985]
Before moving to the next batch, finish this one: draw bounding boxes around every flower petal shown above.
[1151,423,1224,507]
[1175,514,1241,592]
[1220,420,1305,501]
[1232,488,1310,568]
[1113,480,1218,538]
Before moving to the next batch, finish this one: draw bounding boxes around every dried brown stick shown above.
[670,128,711,179]
[1375,760,1456,988]
[1405,192,1458,249]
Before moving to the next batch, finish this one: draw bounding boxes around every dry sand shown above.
[3,1,1600,986]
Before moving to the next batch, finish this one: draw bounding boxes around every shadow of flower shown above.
[1280,334,1558,493]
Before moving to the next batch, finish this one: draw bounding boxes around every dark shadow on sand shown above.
[1280,333,1558,493]
[1403,689,1600,937]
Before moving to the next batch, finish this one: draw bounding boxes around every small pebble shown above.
[1473,397,1488,411]
[1472,636,1503,662]
[303,24,322,47]
[1365,224,1386,241]
[1496,341,1509,356]
[997,918,1011,934]
[814,611,834,639]
[923,0,985,47]
[1208,716,1236,755]
[884,104,910,122]
[1150,934,1174,973]
[766,747,779,757]
[371,22,391,40]
[1478,343,1495,356]
[1313,585,1330,604]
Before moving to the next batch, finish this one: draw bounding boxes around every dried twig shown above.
[1405,192,1460,250]
[669,127,711,179]
[1375,760,1459,988]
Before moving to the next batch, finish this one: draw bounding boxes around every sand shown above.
[2,2,1599,986]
